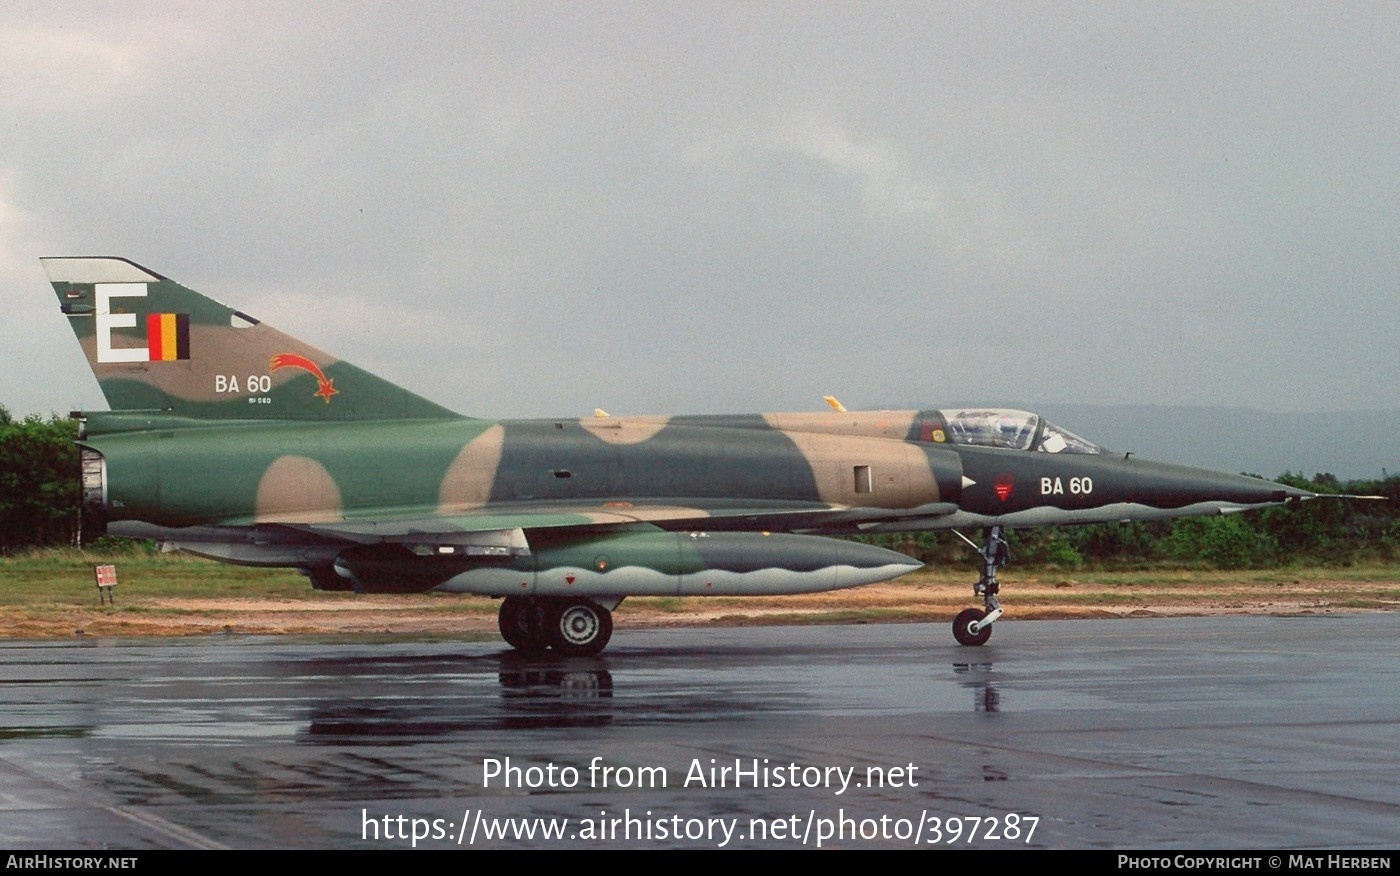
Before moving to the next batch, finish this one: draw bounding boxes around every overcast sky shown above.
[4,2,1397,426]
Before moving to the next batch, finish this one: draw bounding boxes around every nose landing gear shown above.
[952,526,1007,646]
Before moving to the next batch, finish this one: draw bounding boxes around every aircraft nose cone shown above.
[1134,460,1313,509]
[1273,482,1316,502]
[1224,473,1313,505]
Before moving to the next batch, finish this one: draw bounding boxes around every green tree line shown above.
[871,471,1399,570]
[0,406,80,553]
[1,406,1396,566]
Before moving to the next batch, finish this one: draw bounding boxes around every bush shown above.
[0,407,80,553]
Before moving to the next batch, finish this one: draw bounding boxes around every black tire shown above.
[548,599,614,657]
[953,607,992,646]
[498,596,547,653]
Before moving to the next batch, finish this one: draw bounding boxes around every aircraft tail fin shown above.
[42,257,462,422]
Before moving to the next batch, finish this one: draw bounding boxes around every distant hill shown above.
[895,404,1398,482]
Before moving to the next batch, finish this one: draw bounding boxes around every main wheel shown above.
[499,596,547,653]
[953,607,992,646]
[548,599,614,657]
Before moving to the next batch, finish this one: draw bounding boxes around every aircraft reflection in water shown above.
[301,653,1008,740]
[45,257,1324,655]
[954,662,999,714]
[306,656,618,739]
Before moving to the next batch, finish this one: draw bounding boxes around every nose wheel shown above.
[951,526,1008,646]
[953,607,993,646]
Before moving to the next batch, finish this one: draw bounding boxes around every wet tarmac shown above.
[1,615,1397,849]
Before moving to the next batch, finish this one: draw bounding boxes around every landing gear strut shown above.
[498,596,615,657]
[952,526,1008,646]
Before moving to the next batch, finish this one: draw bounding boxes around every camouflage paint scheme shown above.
[43,257,1315,654]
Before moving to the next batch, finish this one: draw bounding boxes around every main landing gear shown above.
[498,596,615,657]
[951,526,1008,646]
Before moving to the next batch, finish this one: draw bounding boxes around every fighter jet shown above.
[43,257,1319,655]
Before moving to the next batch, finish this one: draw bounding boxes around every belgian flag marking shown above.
[145,313,190,361]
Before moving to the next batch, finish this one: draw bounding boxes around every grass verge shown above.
[0,548,1395,638]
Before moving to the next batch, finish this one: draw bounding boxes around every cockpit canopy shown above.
[923,409,1103,454]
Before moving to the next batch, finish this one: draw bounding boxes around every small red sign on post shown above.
[95,564,117,605]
